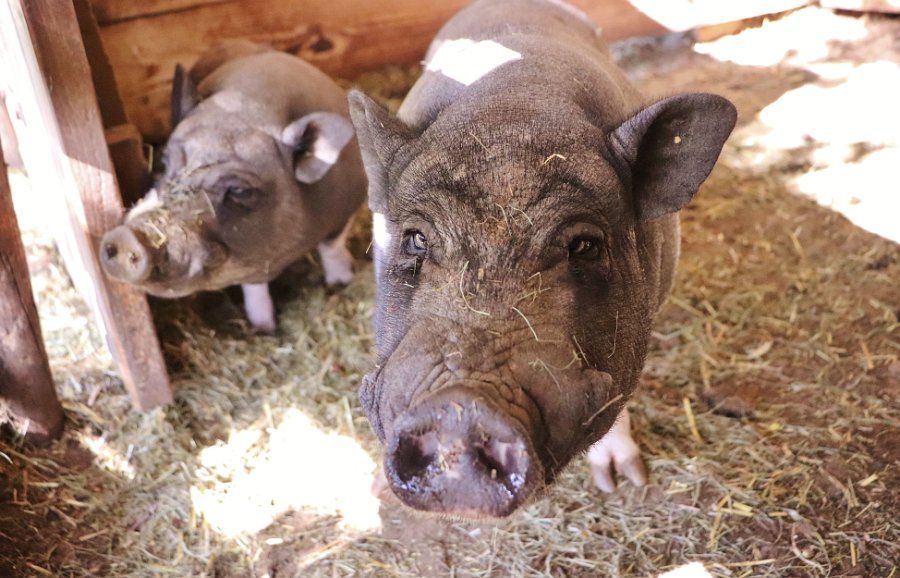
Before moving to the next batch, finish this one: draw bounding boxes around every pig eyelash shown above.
[401,230,429,259]
[393,229,430,277]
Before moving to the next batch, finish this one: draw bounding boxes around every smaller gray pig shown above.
[100,42,365,331]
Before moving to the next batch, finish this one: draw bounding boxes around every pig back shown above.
[197,52,351,126]
[398,0,634,130]
[200,51,365,243]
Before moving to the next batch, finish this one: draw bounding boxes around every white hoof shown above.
[318,223,354,286]
[241,283,276,333]
[587,407,648,493]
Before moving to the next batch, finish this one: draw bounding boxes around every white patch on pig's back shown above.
[426,39,521,86]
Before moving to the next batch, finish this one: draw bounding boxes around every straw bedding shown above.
[1,7,897,577]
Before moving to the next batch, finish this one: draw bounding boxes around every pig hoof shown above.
[587,408,648,493]
[319,243,354,286]
[241,283,277,334]
[324,262,354,286]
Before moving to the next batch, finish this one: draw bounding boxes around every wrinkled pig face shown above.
[350,92,735,517]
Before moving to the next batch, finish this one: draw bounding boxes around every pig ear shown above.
[609,93,737,222]
[347,90,417,212]
[171,64,200,128]
[281,112,355,185]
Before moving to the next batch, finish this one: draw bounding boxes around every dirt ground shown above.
[1,6,898,578]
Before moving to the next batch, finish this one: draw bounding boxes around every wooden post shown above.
[0,0,172,409]
[74,0,153,207]
[0,146,64,445]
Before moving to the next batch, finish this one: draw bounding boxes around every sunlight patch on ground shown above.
[695,9,900,243]
[78,433,136,480]
[752,62,900,154]
[693,7,867,67]
[658,562,713,578]
[190,408,381,538]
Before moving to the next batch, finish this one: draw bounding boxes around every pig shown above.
[349,0,736,517]
[100,42,366,332]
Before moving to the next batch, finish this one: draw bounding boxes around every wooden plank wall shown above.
[91,0,810,142]
[2,0,171,410]
[89,0,668,142]
[0,144,64,445]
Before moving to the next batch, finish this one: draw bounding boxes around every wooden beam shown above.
[92,0,472,141]
[74,0,152,207]
[74,0,130,129]
[91,0,233,24]
[0,95,23,169]
[88,0,667,142]
[106,124,152,207]
[625,0,811,31]
[89,0,812,143]
[0,146,64,446]
[0,0,171,410]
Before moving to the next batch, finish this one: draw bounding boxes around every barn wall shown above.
[88,0,666,142]
[89,0,807,142]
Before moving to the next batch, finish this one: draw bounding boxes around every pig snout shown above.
[100,226,151,284]
[100,216,229,295]
[384,387,542,518]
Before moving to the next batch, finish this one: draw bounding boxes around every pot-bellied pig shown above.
[349,0,736,517]
[100,42,366,332]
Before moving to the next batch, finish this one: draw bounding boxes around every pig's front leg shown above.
[318,221,354,286]
[587,407,648,493]
[241,282,276,333]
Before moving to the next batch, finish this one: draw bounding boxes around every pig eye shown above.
[402,230,429,258]
[568,236,602,260]
[224,186,258,209]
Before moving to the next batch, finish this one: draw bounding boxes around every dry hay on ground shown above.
[1,7,898,578]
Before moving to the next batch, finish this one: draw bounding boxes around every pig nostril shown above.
[394,430,440,482]
[128,251,140,266]
[103,243,119,261]
[386,400,539,517]
[475,446,504,479]
[476,438,527,491]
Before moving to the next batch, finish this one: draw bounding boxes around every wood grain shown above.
[92,0,813,142]
[90,0,669,141]
[91,0,234,25]
[0,144,64,445]
[1,0,171,410]
[106,123,152,207]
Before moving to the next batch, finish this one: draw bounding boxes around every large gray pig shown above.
[100,42,365,332]
[349,0,736,517]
